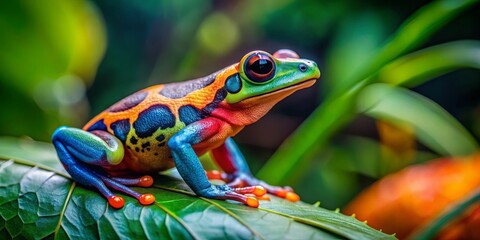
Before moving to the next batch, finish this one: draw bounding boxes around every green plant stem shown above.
[411,188,480,240]
[378,40,480,87]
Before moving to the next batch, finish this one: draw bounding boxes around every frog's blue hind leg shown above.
[52,126,155,208]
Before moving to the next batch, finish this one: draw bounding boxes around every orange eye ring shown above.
[244,53,275,83]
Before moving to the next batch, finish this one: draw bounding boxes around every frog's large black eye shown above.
[244,53,275,83]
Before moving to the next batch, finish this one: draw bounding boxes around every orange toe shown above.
[276,189,287,198]
[108,196,125,209]
[285,192,300,202]
[139,193,155,205]
[246,196,259,208]
[206,170,223,180]
[138,175,154,187]
[256,194,271,201]
[253,186,267,196]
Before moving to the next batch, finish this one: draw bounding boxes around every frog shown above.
[52,49,320,209]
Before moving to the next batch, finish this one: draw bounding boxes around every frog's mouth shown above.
[236,79,317,107]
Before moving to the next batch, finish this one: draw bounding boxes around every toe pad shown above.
[139,193,155,205]
[108,196,125,209]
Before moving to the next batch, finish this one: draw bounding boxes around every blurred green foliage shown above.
[0,0,105,140]
[0,0,479,218]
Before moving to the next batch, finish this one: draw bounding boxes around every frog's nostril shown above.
[299,64,308,72]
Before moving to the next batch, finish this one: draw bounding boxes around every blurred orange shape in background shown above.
[344,154,480,239]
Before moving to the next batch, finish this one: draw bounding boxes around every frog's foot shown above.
[199,184,266,208]
[206,171,299,202]
[52,126,155,209]
[94,173,156,208]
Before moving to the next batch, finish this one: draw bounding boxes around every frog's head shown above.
[215,49,321,125]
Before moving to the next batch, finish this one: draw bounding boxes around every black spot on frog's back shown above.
[107,91,148,113]
[176,88,226,125]
[159,71,218,99]
[178,105,203,125]
[202,88,227,114]
[133,104,176,138]
[110,119,131,142]
[86,119,107,132]
[156,134,165,142]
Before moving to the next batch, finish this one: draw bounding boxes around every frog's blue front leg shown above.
[168,118,266,207]
[52,126,155,208]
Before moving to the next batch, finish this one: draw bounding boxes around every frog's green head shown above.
[224,49,320,109]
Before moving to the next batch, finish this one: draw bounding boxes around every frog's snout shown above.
[298,60,317,72]
[301,60,320,79]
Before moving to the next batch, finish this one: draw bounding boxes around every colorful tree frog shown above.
[52,49,320,209]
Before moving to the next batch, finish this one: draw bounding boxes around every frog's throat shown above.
[211,79,316,126]
[239,79,316,106]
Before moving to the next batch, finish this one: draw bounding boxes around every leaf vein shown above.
[199,197,265,240]
[153,184,264,240]
[153,199,200,239]
[6,158,70,178]
[53,181,76,238]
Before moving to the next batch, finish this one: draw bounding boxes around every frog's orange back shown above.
[81,65,237,173]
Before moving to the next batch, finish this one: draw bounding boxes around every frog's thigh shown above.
[52,127,123,202]
[53,127,155,208]
[52,126,124,166]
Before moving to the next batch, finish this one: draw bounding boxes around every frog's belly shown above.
[103,121,242,175]
[103,144,175,175]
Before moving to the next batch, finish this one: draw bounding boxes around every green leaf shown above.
[0,1,106,141]
[0,137,66,175]
[324,11,388,92]
[357,84,478,156]
[330,0,479,96]
[377,40,480,87]
[0,138,394,239]
[0,0,105,93]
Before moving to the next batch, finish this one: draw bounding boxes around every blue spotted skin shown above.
[52,49,320,208]
[110,119,131,142]
[178,105,203,125]
[86,119,108,132]
[133,104,176,138]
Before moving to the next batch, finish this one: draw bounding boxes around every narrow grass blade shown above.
[411,188,480,240]
[378,40,480,87]
[331,0,479,96]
